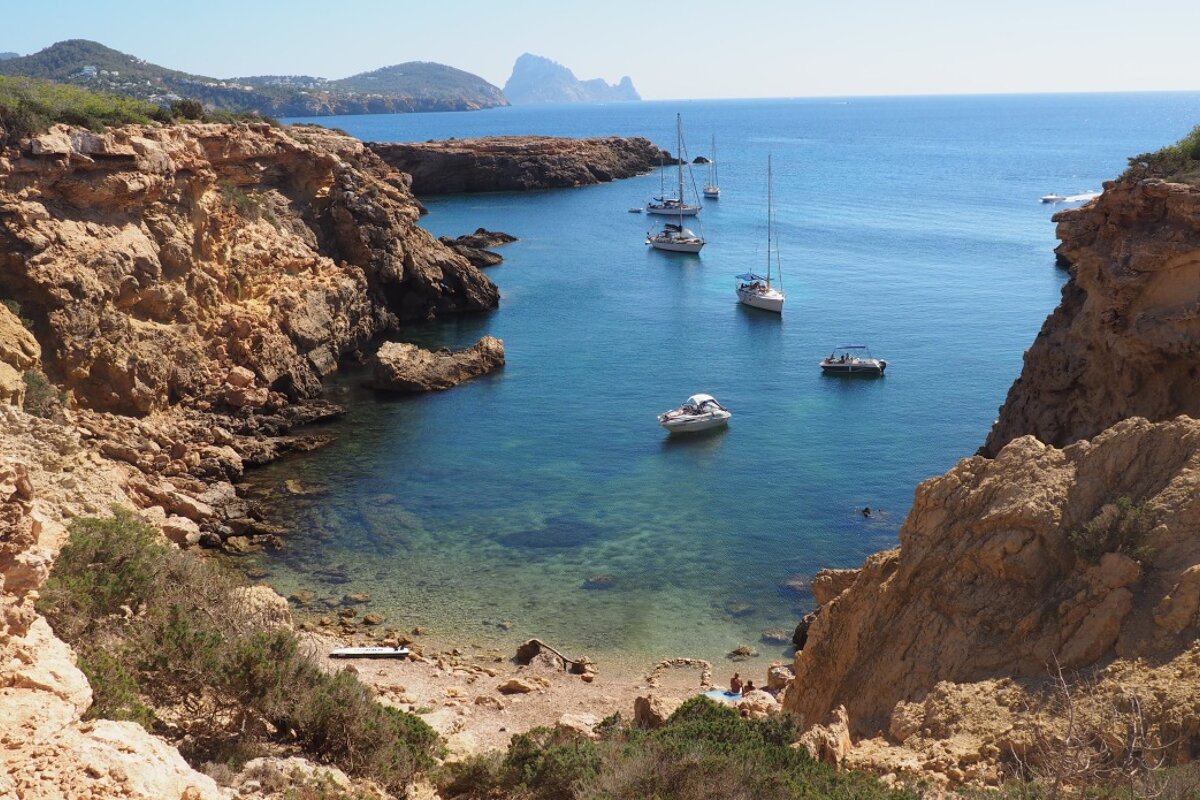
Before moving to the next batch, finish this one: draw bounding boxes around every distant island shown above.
[502,53,640,105]
[0,39,508,116]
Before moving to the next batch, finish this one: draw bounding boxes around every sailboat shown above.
[646,115,701,217]
[703,135,720,199]
[735,156,785,312]
[647,114,705,254]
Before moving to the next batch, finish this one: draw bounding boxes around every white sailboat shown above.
[703,134,720,199]
[735,156,785,313]
[648,114,705,254]
[646,115,701,217]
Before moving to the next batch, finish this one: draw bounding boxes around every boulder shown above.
[371,336,505,393]
[633,694,681,729]
[737,689,781,720]
[798,705,853,766]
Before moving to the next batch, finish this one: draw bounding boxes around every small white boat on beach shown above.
[658,393,732,434]
[329,646,411,659]
[820,345,887,376]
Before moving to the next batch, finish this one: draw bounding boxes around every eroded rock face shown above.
[786,417,1200,744]
[371,336,505,392]
[369,136,670,195]
[983,178,1200,456]
[0,122,498,417]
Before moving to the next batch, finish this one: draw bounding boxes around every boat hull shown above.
[820,360,886,376]
[329,646,411,659]
[646,203,700,216]
[648,234,704,253]
[658,413,730,433]
[703,186,720,198]
[736,287,784,313]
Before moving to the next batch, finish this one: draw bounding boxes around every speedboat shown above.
[657,393,731,433]
[1040,193,1066,203]
[820,345,887,376]
[647,223,705,254]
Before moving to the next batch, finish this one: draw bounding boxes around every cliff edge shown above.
[983,176,1200,456]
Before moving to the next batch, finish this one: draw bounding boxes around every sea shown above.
[252,94,1200,672]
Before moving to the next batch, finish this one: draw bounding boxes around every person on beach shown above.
[730,673,743,694]
[743,680,757,694]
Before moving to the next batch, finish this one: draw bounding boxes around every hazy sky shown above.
[4,0,1199,99]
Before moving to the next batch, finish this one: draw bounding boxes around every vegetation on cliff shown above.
[0,39,508,117]
[439,697,916,800]
[37,508,439,792]
[0,75,273,140]
[1124,124,1200,183]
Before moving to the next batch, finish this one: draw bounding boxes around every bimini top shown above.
[736,272,768,283]
[685,393,718,407]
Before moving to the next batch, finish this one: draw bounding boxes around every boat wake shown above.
[1064,191,1101,203]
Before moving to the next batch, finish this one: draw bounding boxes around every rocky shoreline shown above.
[5,115,1200,797]
[368,135,673,195]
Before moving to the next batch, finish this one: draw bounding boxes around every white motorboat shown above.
[1040,193,1066,203]
[658,393,732,433]
[329,646,411,659]
[703,134,720,198]
[647,114,706,253]
[820,345,887,376]
[735,156,785,313]
[628,207,643,213]
[647,223,704,254]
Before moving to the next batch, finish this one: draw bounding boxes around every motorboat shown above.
[329,645,411,659]
[648,223,704,254]
[735,155,784,312]
[703,134,720,198]
[628,207,643,213]
[1040,193,1066,203]
[657,393,731,433]
[820,345,887,376]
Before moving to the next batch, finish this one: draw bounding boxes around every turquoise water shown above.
[255,95,1200,671]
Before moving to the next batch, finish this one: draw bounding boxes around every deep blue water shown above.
[255,95,1200,670]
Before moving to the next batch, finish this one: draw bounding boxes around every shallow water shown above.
[249,94,1200,671]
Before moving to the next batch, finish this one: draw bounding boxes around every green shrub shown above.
[438,696,915,800]
[38,508,438,793]
[21,369,62,418]
[1069,496,1153,563]
[0,75,158,139]
[1124,125,1200,183]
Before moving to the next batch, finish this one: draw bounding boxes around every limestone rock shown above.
[983,177,1200,455]
[810,568,859,606]
[786,416,1200,747]
[231,584,293,630]
[371,336,504,392]
[633,694,681,729]
[370,135,669,195]
[737,689,781,720]
[798,705,853,766]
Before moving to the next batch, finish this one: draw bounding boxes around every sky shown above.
[3,0,1199,99]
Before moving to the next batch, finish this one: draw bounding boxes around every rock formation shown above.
[785,416,1200,782]
[983,177,1200,456]
[369,136,670,195]
[371,336,505,392]
[0,122,498,418]
[502,53,640,105]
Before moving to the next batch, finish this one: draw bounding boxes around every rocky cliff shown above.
[0,120,500,796]
[785,172,1200,786]
[369,135,669,195]
[502,53,640,105]
[1,121,497,417]
[983,177,1200,456]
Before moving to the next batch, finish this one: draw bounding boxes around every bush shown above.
[0,75,158,139]
[21,369,63,419]
[38,508,439,793]
[438,696,915,800]
[1124,125,1200,183]
[1068,496,1153,563]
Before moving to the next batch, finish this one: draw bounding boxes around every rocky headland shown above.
[501,53,641,105]
[0,119,499,796]
[368,135,671,195]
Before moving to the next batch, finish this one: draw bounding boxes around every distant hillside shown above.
[0,53,19,61]
[0,40,508,116]
[502,53,640,105]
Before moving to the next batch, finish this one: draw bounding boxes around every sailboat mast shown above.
[676,114,685,208]
[712,135,717,186]
[766,155,772,286]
